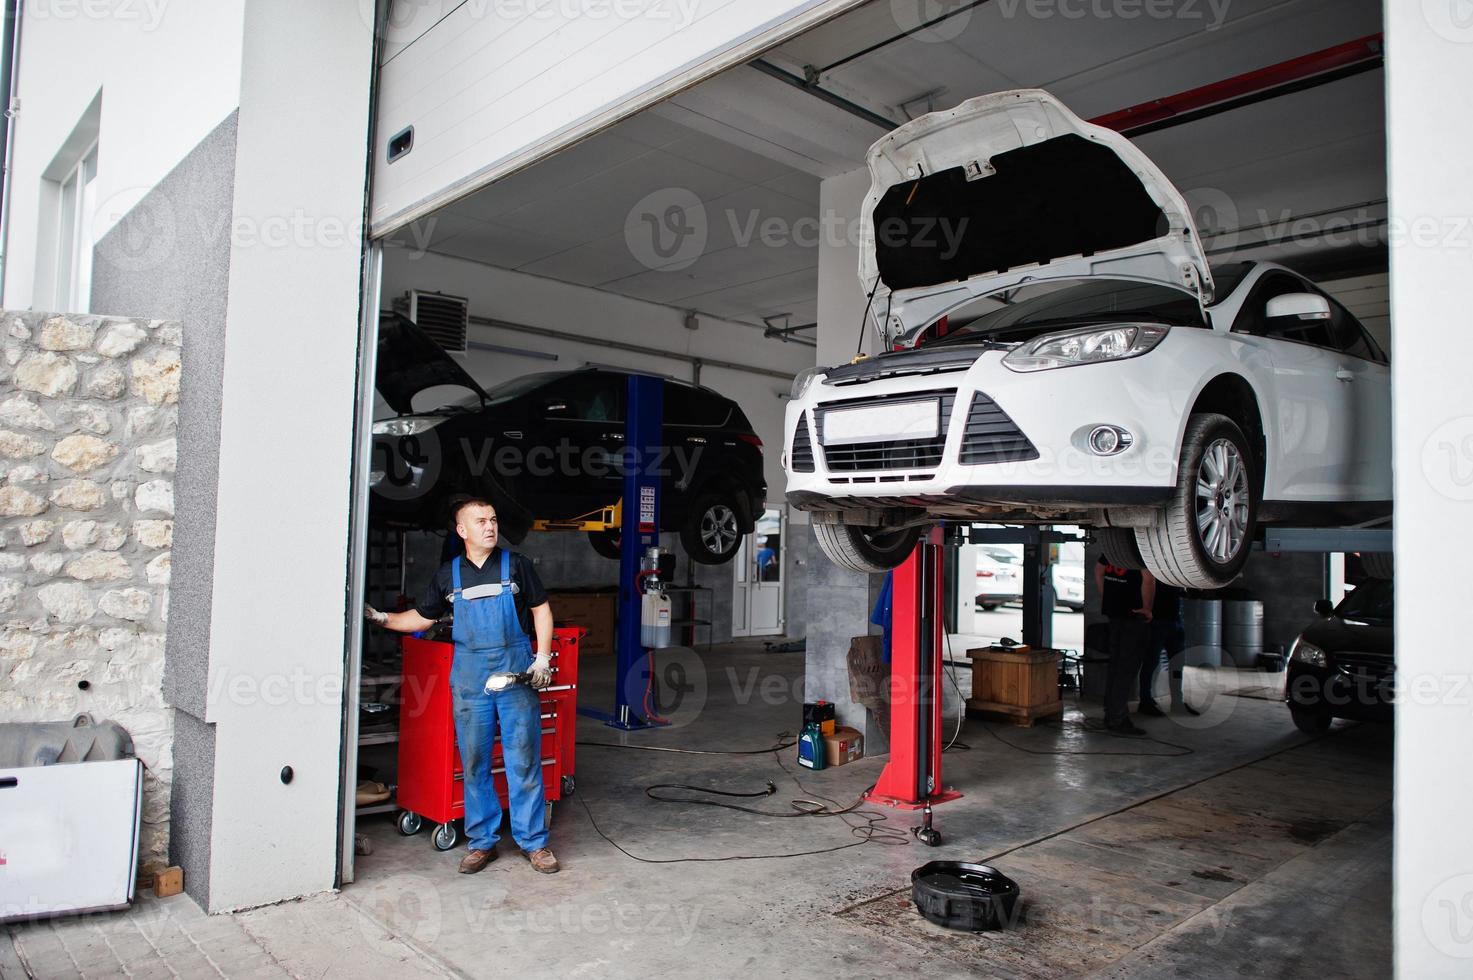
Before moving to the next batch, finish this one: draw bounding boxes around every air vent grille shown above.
[791,412,814,472]
[408,291,469,352]
[958,392,1038,464]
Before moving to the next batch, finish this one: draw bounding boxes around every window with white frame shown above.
[52,144,99,313]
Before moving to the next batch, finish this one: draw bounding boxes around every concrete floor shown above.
[5,640,1391,978]
[344,640,1391,979]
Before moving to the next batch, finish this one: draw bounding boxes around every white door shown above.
[731,508,784,637]
[368,0,867,236]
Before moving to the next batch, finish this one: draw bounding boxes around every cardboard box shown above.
[823,726,864,767]
[547,589,617,655]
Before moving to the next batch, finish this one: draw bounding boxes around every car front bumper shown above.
[783,347,1187,518]
[1285,661,1394,722]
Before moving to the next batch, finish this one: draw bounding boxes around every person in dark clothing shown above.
[1140,581,1200,716]
[365,498,561,876]
[1095,554,1155,735]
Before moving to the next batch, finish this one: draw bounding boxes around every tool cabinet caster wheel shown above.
[561,775,575,797]
[432,822,459,851]
[397,811,423,836]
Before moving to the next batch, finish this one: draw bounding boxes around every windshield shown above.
[1336,578,1393,624]
[923,278,1206,346]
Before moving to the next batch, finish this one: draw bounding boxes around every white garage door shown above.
[369,0,865,237]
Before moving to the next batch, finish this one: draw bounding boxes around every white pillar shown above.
[1386,6,1473,975]
[202,0,374,911]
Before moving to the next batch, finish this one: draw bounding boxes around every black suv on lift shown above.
[370,314,766,565]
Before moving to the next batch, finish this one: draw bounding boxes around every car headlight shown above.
[1289,638,1328,668]
[1002,324,1169,373]
[790,366,826,400]
[371,416,448,437]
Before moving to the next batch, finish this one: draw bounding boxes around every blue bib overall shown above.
[449,552,549,853]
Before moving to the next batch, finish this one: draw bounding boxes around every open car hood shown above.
[376,313,488,415]
[859,89,1212,345]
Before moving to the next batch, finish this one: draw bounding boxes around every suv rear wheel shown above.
[681,491,744,565]
[1137,413,1258,589]
[813,521,922,573]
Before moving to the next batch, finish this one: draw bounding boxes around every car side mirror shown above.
[1313,599,1335,617]
[1266,292,1331,322]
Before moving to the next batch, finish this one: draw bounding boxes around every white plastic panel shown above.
[369,0,864,236]
[0,759,142,921]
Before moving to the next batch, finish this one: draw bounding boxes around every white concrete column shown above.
[803,166,889,748]
[1386,5,1473,975]
[202,0,374,911]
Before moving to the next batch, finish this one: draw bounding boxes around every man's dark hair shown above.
[449,496,496,526]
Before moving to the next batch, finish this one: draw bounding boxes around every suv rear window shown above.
[664,382,732,427]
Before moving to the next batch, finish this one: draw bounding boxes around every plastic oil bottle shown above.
[797,721,827,770]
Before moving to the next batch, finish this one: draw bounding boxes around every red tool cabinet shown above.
[395,626,581,851]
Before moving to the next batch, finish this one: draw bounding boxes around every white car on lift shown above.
[784,89,1391,589]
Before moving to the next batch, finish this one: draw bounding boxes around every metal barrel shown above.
[1222,599,1265,668]
[1183,598,1223,667]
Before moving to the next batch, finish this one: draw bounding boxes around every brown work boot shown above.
[524,848,559,874]
[458,848,496,874]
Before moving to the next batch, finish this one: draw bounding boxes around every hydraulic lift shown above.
[865,527,962,842]
[577,373,670,731]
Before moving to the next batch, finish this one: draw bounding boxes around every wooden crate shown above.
[966,645,1063,727]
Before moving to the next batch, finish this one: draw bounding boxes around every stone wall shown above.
[0,311,178,867]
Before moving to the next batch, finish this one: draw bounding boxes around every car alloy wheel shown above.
[700,504,739,556]
[1137,412,1258,589]
[681,491,745,565]
[1197,437,1250,563]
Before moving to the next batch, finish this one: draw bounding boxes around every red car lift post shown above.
[866,527,962,825]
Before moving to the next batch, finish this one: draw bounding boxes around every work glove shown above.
[364,603,389,627]
[528,653,553,690]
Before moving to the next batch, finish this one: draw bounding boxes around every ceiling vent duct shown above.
[407,290,469,353]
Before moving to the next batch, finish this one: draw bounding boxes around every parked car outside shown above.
[1284,576,1394,732]
[371,314,766,564]
[975,544,1023,611]
[1052,541,1085,612]
[783,89,1390,589]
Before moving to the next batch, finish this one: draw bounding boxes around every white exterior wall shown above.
[1386,6,1473,977]
[201,0,373,910]
[381,250,810,503]
[2,0,246,307]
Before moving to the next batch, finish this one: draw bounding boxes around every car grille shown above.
[790,412,814,472]
[817,392,954,472]
[958,392,1039,465]
[1335,651,1393,680]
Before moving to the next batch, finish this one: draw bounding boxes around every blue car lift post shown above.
[578,374,668,731]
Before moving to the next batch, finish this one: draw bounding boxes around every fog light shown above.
[1087,425,1133,456]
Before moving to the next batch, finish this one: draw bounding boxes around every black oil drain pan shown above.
[911,861,1019,931]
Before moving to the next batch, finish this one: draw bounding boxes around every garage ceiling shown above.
[387,0,1386,331]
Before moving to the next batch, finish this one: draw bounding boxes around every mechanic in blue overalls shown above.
[366,497,560,875]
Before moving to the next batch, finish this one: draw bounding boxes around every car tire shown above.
[1137,413,1258,590]
[979,601,999,612]
[1290,705,1332,734]
[587,529,621,560]
[1361,552,1393,580]
[681,492,744,565]
[1095,528,1147,571]
[813,521,923,573]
